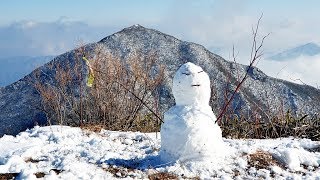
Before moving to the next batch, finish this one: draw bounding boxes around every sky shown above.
[0,0,319,87]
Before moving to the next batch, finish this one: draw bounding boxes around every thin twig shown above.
[216,14,269,124]
[83,59,164,124]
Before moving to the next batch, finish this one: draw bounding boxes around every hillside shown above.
[0,25,320,136]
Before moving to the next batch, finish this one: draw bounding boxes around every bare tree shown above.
[34,44,164,132]
[216,15,270,124]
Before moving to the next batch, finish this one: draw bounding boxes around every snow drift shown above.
[0,126,319,179]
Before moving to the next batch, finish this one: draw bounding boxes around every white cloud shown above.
[259,55,320,88]
[0,7,319,89]
[151,2,320,89]
[0,19,117,58]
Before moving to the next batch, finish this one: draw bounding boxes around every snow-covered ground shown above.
[0,126,319,179]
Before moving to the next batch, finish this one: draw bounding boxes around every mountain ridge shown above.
[0,25,319,136]
[269,42,320,61]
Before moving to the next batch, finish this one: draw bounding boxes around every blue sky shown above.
[1,0,319,26]
[1,0,320,55]
[1,0,320,87]
[0,0,171,25]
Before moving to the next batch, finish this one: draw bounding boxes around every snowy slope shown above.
[1,25,320,137]
[0,126,319,179]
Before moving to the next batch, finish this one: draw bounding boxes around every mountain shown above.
[269,42,320,61]
[1,25,320,136]
[0,56,54,87]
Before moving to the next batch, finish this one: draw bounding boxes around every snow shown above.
[172,62,211,106]
[0,126,318,179]
[1,62,318,179]
[160,62,225,162]
[0,63,319,179]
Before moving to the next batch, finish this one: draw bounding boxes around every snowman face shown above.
[172,62,211,106]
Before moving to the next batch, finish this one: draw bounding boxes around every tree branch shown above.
[215,14,269,124]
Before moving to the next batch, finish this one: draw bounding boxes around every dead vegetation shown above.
[0,173,19,180]
[216,15,269,124]
[220,111,320,140]
[33,169,63,178]
[34,172,46,178]
[0,170,62,179]
[247,150,282,170]
[34,44,164,133]
[214,15,320,141]
[102,165,140,179]
[32,17,320,141]
[32,42,320,140]
[148,172,179,180]
[25,157,42,163]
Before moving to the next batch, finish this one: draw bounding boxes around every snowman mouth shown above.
[191,84,201,87]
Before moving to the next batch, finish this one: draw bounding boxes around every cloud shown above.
[0,4,319,89]
[259,55,320,88]
[147,1,320,90]
[154,0,255,57]
[0,19,118,58]
[144,1,320,67]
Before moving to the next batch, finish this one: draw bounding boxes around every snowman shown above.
[160,62,225,162]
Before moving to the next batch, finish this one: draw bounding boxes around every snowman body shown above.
[160,62,224,162]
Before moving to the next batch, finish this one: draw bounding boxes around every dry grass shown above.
[103,165,135,178]
[148,172,179,180]
[33,169,62,178]
[24,156,49,164]
[25,158,41,163]
[80,123,105,133]
[181,175,201,180]
[34,172,46,178]
[0,173,19,180]
[248,150,281,170]
[220,112,320,140]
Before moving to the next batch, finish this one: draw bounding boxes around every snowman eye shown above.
[198,71,203,73]
[182,72,190,75]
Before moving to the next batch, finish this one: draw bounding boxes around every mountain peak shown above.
[298,42,320,51]
[118,24,153,34]
[129,24,145,28]
[269,42,320,61]
[99,24,176,44]
[302,42,318,47]
[1,26,320,137]
[119,24,147,32]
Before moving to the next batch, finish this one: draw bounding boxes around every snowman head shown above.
[172,62,211,106]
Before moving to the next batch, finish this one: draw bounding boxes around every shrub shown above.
[220,111,320,140]
[34,44,164,132]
